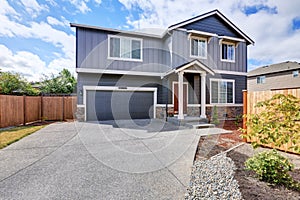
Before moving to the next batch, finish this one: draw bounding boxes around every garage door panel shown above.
[87,90,154,121]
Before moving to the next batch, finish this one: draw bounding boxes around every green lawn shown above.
[0,125,46,149]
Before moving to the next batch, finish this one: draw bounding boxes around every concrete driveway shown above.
[0,119,201,200]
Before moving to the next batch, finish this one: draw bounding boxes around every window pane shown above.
[227,82,233,103]
[110,37,120,58]
[132,40,141,59]
[293,70,299,77]
[191,39,198,56]
[219,81,227,103]
[228,45,234,60]
[199,40,206,57]
[211,81,218,103]
[222,44,227,59]
[120,38,131,58]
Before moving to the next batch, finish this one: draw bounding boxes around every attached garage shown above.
[84,86,157,121]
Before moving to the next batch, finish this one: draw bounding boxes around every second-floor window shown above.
[257,76,266,84]
[221,42,235,62]
[109,36,142,61]
[190,37,207,58]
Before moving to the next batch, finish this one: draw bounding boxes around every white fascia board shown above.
[214,70,247,76]
[218,36,245,43]
[76,68,164,77]
[187,30,218,37]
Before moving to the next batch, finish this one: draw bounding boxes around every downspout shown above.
[165,29,172,121]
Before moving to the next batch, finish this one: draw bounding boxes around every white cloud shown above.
[68,0,91,13]
[47,16,69,27]
[94,0,102,5]
[20,0,48,17]
[119,0,300,70]
[0,44,75,82]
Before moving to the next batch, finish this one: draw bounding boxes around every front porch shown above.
[162,59,215,120]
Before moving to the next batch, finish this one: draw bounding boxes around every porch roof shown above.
[175,59,215,75]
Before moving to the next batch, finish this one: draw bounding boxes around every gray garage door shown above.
[86,90,154,121]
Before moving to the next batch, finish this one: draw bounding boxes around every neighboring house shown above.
[248,61,300,91]
[71,9,254,121]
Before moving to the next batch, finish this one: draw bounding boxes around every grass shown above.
[0,125,46,149]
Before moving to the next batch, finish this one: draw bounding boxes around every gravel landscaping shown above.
[186,120,300,200]
[185,153,242,199]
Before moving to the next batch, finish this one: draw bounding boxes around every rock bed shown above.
[185,153,243,200]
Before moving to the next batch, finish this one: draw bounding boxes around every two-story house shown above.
[71,9,254,121]
[248,61,300,91]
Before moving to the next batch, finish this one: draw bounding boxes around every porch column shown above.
[178,71,184,119]
[200,72,206,118]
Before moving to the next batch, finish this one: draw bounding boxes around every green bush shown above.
[211,105,220,125]
[245,149,300,191]
[241,94,300,153]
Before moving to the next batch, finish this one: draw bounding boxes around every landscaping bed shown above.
[190,120,300,200]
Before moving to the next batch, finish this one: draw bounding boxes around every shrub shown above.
[245,149,300,191]
[211,105,220,125]
[241,94,300,153]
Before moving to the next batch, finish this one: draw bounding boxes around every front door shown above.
[173,82,188,114]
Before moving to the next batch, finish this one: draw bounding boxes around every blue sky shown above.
[1,0,300,81]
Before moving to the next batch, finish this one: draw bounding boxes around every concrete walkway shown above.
[0,119,202,200]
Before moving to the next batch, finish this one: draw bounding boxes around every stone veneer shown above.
[76,106,85,122]
[155,105,243,120]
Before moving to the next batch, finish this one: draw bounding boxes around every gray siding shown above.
[76,28,170,73]
[77,73,164,104]
[248,70,300,91]
[182,15,239,38]
[171,29,247,72]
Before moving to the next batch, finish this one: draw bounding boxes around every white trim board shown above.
[83,85,157,121]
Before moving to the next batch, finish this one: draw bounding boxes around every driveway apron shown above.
[0,120,201,200]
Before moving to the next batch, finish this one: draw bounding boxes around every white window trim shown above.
[107,35,143,62]
[220,41,235,63]
[172,81,189,105]
[210,78,235,104]
[257,76,266,84]
[190,36,207,59]
[83,85,157,121]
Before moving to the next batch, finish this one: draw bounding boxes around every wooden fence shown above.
[243,89,300,154]
[0,95,77,128]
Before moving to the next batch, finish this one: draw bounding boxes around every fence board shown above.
[0,95,24,128]
[25,96,41,123]
[245,89,300,154]
[0,95,77,128]
[64,96,77,120]
[42,97,64,121]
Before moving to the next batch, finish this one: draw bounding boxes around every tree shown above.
[0,71,39,96]
[242,94,300,153]
[40,69,76,94]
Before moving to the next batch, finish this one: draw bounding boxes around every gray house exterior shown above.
[71,9,254,121]
[248,61,300,91]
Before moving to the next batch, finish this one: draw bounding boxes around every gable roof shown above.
[168,9,254,45]
[248,61,300,77]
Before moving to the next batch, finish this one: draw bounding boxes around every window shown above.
[190,37,207,58]
[109,36,142,61]
[221,42,235,62]
[293,70,299,78]
[257,76,266,84]
[211,79,234,104]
